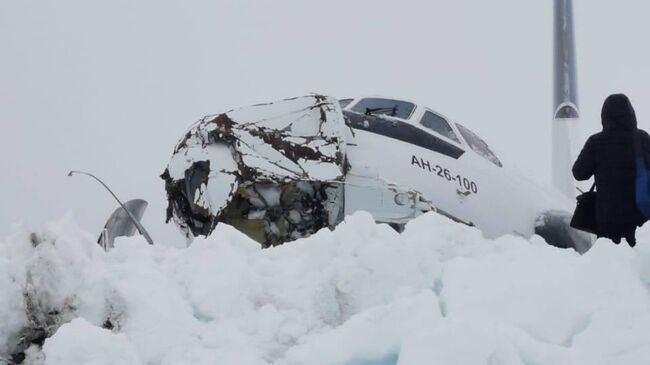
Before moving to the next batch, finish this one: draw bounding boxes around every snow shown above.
[42,318,141,365]
[3,212,650,364]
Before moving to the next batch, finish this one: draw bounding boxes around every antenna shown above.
[552,0,581,199]
[68,170,154,245]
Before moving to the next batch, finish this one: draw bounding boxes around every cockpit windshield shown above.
[351,98,416,119]
[420,111,461,143]
[455,123,503,167]
[338,98,354,109]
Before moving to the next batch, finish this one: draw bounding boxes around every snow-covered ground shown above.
[3,212,650,365]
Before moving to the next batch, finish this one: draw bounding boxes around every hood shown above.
[601,94,637,131]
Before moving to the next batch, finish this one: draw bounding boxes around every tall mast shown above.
[552,0,580,198]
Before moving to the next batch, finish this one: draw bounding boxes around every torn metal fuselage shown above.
[161,95,348,247]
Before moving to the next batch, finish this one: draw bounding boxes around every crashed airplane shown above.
[89,0,591,253]
[157,0,592,253]
[160,90,591,253]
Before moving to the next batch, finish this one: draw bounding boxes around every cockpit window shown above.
[350,98,416,119]
[338,98,354,109]
[419,111,461,143]
[456,123,503,167]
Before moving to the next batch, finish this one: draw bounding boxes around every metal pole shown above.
[551,0,580,199]
[68,170,154,245]
[553,0,579,118]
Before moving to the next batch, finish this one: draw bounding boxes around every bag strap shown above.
[589,182,596,192]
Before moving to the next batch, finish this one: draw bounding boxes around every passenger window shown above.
[419,111,461,143]
[456,123,503,167]
[350,98,416,119]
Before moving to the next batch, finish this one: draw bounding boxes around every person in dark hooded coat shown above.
[573,94,650,246]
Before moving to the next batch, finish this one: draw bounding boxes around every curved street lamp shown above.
[68,170,154,245]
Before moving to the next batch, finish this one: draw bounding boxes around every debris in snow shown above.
[161,95,347,247]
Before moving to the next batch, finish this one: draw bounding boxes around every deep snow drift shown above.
[3,212,650,365]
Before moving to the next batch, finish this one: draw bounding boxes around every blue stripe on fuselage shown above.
[344,111,465,160]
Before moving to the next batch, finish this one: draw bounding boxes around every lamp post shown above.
[68,170,154,245]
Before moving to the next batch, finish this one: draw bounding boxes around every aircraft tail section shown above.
[552,0,581,198]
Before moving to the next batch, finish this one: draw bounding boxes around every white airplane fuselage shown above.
[341,99,571,240]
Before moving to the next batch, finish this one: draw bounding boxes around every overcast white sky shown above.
[2,0,650,240]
